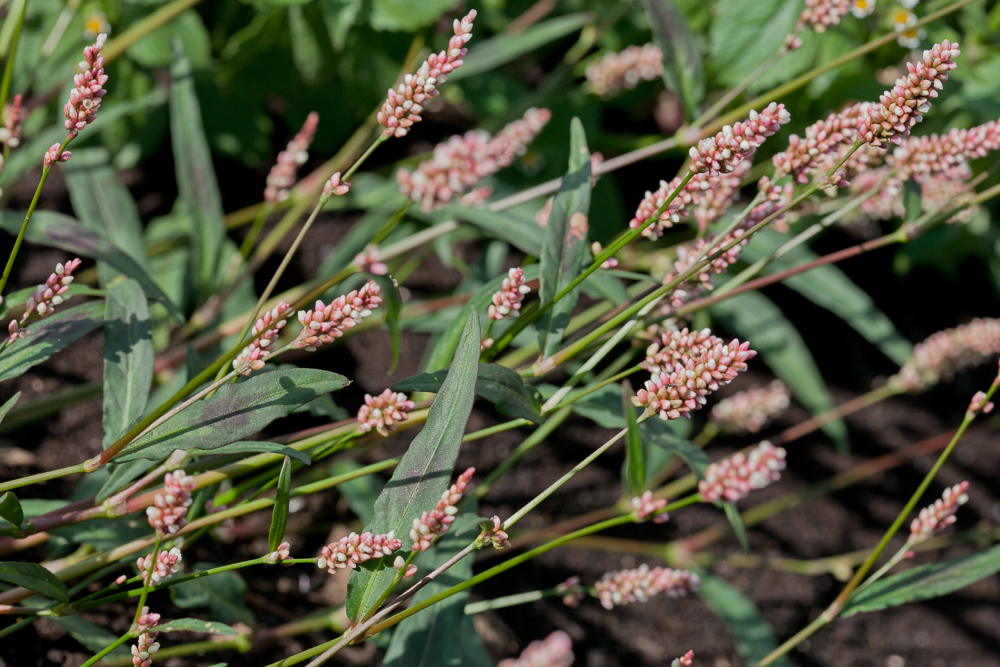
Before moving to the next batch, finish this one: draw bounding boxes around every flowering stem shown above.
[131,535,161,625]
[77,634,132,667]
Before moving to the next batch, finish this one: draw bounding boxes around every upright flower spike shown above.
[137,547,183,585]
[377,10,477,139]
[316,531,402,575]
[908,481,970,545]
[892,318,1000,392]
[585,44,664,98]
[0,93,24,149]
[889,119,1000,181]
[498,631,574,667]
[232,301,293,376]
[488,267,531,321]
[64,33,108,139]
[20,258,82,324]
[772,102,870,183]
[357,389,416,436]
[594,564,700,609]
[858,40,960,148]
[146,470,195,535]
[710,380,791,435]
[410,467,474,551]
[698,441,787,503]
[265,112,319,204]
[689,103,791,176]
[293,280,382,351]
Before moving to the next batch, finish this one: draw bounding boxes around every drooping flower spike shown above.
[293,280,382,351]
[908,481,969,546]
[232,301,294,376]
[146,470,195,535]
[265,112,319,204]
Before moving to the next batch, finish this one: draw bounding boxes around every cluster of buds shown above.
[690,162,751,231]
[557,576,584,607]
[660,227,750,312]
[317,531,402,574]
[919,167,978,224]
[7,258,84,347]
[357,389,416,437]
[689,104,791,176]
[908,481,970,545]
[747,176,794,233]
[137,547,183,585]
[969,390,995,416]
[893,318,1000,392]
[377,11,477,138]
[146,470,195,535]
[698,441,787,503]
[850,166,906,221]
[393,556,418,578]
[43,143,72,168]
[410,467,474,551]
[635,328,756,421]
[631,490,669,523]
[397,108,551,211]
[293,280,382,351]
[772,103,869,183]
[672,651,695,667]
[64,33,108,139]
[795,0,853,35]
[710,380,791,434]
[858,40,960,147]
[594,564,700,609]
[890,119,1000,181]
[0,94,23,149]
[483,515,511,550]
[323,171,350,197]
[585,44,664,98]
[488,267,531,321]
[232,301,293,375]
[265,541,291,564]
[628,176,690,241]
[131,607,160,667]
[354,245,388,275]
[264,112,319,203]
[498,631,574,667]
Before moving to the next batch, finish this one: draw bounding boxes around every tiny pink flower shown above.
[134,606,160,636]
[796,0,853,34]
[266,541,291,564]
[968,390,994,415]
[130,608,160,667]
[43,143,71,168]
[698,441,787,503]
[357,389,416,437]
[498,631,574,667]
[354,245,388,275]
[594,564,700,609]
[689,103,791,176]
[324,171,351,197]
[483,515,510,550]
[410,467,475,551]
[0,93,24,149]
[586,44,664,98]
[893,318,1000,392]
[908,481,969,545]
[145,470,195,535]
[265,111,319,203]
[317,531,402,574]
[631,490,669,523]
[772,103,870,184]
[64,33,108,139]
[672,651,695,667]
[557,576,584,607]
[20,258,82,323]
[488,267,531,321]
[710,380,791,435]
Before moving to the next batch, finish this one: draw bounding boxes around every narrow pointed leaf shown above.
[0,492,23,526]
[195,441,311,465]
[448,204,544,256]
[347,312,481,621]
[103,278,154,450]
[393,363,542,424]
[623,381,645,496]
[0,392,19,426]
[268,456,293,553]
[0,561,70,602]
[723,501,750,554]
[0,301,104,383]
[156,618,239,635]
[698,573,792,667]
[374,274,403,374]
[641,417,708,478]
[644,0,704,119]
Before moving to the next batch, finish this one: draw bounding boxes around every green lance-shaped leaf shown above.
[0,492,23,526]
[170,36,227,298]
[103,278,154,449]
[723,502,750,555]
[0,210,183,322]
[0,301,105,383]
[537,118,592,358]
[842,544,1000,617]
[710,290,848,449]
[447,204,544,256]
[640,417,708,479]
[394,363,542,424]
[156,618,240,635]
[0,561,70,602]
[288,4,323,84]
[114,369,349,462]
[347,311,481,621]
[194,441,311,465]
[697,573,793,667]
[0,392,19,426]
[268,456,292,554]
[374,274,403,374]
[708,0,799,88]
[644,0,705,120]
[623,380,646,497]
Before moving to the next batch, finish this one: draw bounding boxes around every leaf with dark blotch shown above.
[194,441,311,465]
[842,544,1000,616]
[623,381,646,497]
[537,118,592,357]
[0,561,70,602]
[447,204,544,256]
[644,0,705,119]
[0,301,104,383]
[347,312,481,621]
[374,275,403,374]
[103,278,154,450]
[393,363,542,424]
[156,618,240,635]
[723,502,750,554]
[0,492,23,526]
[114,369,349,462]
[698,573,793,667]
[269,456,292,553]
[640,417,708,478]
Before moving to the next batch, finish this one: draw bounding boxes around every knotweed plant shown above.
[0,3,997,667]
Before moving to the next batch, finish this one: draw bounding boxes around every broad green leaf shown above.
[0,392,19,426]
[743,230,913,365]
[288,4,323,84]
[52,616,130,660]
[195,441,311,465]
[0,302,104,383]
[723,502,750,554]
[623,381,645,497]
[452,13,590,81]
[268,456,292,553]
[447,204,544,256]
[697,574,792,667]
[394,363,542,424]
[537,118,591,357]
[708,0,799,88]
[374,275,403,374]
[330,460,384,524]
[172,565,255,626]
[115,369,349,462]
[0,492,23,526]
[422,265,540,373]
[319,0,362,51]
[347,312,480,621]
[157,618,240,635]
[711,291,848,448]
[842,544,1000,616]
[170,36,227,297]
[369,0,457,31]
[0,211,183,322]
[382,512,492,667]
[103,278,154,450]
[641,417,708,478]
[644,0,704,119]
[0,561,69,602]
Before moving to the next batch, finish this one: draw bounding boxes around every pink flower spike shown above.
[265,111,319,203]
[316,531,402,575]
[968,391,994,416]
[586,44,664,98]
[632,490,669,523]
[894,318,1000,392]
[43,143,71,168]
[357,389,416,437]
[672,651,695,667]
[488,267,531,321]
[1,93,24,149]
[410,467,475,551]
[698,441,787,503]
[710,380,791,435]
[294,280,382,351]
[796,0,852,34]
[63,33,108,139]
[498,631,574,667]
[145,470,195,535]
[595,564,700,609]
[137,547,182,585]
[772,103,870,183]
[233,301,294,376]
[21,258,82,323]
[484,515,511,550]
[324,171,351,197]
[890,119,1000,181]
[908,481,970,545]
[689,103,791,176]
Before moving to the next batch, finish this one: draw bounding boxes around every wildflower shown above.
[354,245,388,275]
[20,258,82,323]
[0,93,24,149]
[131,609,160,667]
[710,381,791,435]
[919,168,978,224]
[897,26,926,50]
[908,481,969,545]
[586,44,664,98]
[893,318,1000,392]
[232,301,293,375]
[557,576,584,607]
[772,103,870,183]
[43,143,71,168]
[488,267,531,321]
[849,166,906,220]
[890,120,1000,181]
[691,161,751,232]
[483,515,511,550]
[858,40,960,147]
[498,631,574,667]
[851,0,876,18]
[145,470,195,535]
[293,280,382,351]
[377,10,477,139]
[64,33,108,139]
[317,531,402,574]
[594,564,700,609]
[968,391,994,416]
[673,651,696,667]
[137,547,183,585]
[83,11,111,39]
[264,112,319,204]
[890,7,917,32]
[323,171,350,197]
[265,541,291,564]
[410,467,474,551]
[698,441,787,503]
[357,389,416,437]
[796,0,853,33]
[688,103,791,176]
[628,176,689,241]
[632,490,669,523]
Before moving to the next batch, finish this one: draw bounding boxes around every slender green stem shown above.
[131,536,161,624]
[464,588,555,614]
[78,633,132,667]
